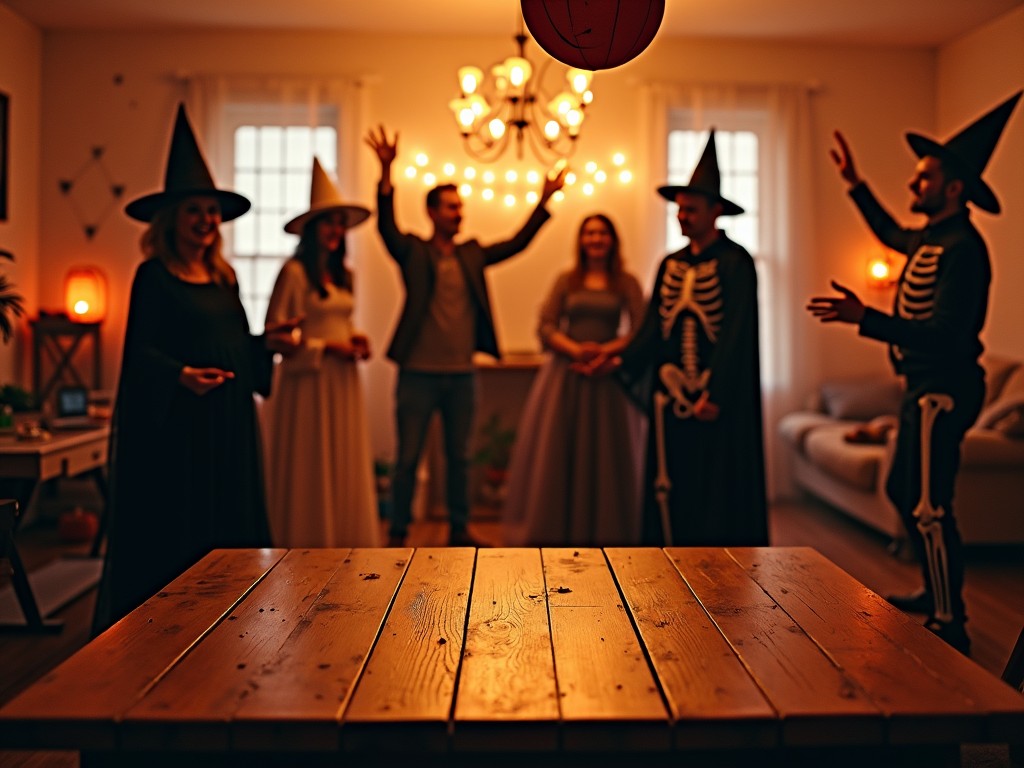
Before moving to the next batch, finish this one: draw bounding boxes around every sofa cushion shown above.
[961,428,1024,467]
[981,355,1020,408]
[777,411,840,451]
[803,424,884,491]
[977,365,1024,432]
[819,377,903,420]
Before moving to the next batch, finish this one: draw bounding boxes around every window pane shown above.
[258,172,282,211]
[728,215,758,254]
[258,127,284,167]
[235,126,257,170]
[734,132,758,171]
[285,170,308,213]
[235,171,258,202]
[285,127,311,170]
[314,127,337,169]
[233,213,256,255]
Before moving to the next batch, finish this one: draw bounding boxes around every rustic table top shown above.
[1,546,1021,761]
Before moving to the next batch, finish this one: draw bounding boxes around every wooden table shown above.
[0,546,1021,766]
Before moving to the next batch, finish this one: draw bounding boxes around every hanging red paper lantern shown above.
[521,0,666,71]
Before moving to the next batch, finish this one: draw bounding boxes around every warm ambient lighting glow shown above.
[449,18,594,163]
[867,254,897,288]
[65,266,107,323]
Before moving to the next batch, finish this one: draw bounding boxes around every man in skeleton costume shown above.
[808,91,1021,655]
[617,130,768,547]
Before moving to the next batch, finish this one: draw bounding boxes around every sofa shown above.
[779,355,1024,547]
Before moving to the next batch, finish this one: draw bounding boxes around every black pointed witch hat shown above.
[657,129,743,216]
[906,90,1022,215]
[125,104,251,223]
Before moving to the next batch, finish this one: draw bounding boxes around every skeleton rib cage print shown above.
[893,244,941,360]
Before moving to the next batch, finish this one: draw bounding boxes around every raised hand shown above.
[829,131,861,187]
[265,315,304,356]
[540,164,568,204]
[364,125,398,167]
[806,280,867,324]
[179,365,234,396]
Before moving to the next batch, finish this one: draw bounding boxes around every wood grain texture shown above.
[452,548,558,751]
[605,547,778,749]
[341,547,475,752]
[730,546,1024,743]
[0,549,286,750]
[541,547,669,752]
[666,547,884,747]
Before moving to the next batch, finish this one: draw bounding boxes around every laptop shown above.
[50,386,96,429]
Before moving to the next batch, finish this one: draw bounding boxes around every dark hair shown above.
[568,213,625,293]
[426,183,459,210]
[295,213,351,299]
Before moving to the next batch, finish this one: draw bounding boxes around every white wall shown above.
[0,3,41,386]
[938,5,1024,360]
[35,27,943,462]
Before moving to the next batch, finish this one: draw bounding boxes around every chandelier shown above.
[448,19,594,164]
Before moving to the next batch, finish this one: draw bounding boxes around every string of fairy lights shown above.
[398,151,634,207]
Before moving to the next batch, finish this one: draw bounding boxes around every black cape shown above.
[93,259,273,633]
[618,234,768,546]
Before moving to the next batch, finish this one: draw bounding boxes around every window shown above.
[224,103,339,332]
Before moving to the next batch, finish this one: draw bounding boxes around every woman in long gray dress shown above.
[503,214,645,546]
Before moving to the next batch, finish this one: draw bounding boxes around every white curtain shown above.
[640,82,818,500]
[182,74,365,201]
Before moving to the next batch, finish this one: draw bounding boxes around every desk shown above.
[0,546,1021,766]
[0,425,109,525]
[0,427,109,630]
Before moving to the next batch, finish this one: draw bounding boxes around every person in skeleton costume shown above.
[617,130,768,547]
[808,91,1022,655]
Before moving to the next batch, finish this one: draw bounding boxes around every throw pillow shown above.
[820,377,903,421]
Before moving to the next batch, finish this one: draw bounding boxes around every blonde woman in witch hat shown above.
[92,104,300,634]
[262,157,382,548]
[613,129,768,549]
[809,91,1022,655]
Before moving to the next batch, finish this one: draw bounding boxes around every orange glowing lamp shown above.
[64,266,107,323]
[866,254,896,288]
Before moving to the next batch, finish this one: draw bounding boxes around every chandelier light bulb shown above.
[483,170,496,184]
[443,163,456,177]
[568,69,593,94]
[544,120,561,141]
[582,90,594,105]
[526,191,539,204]
[612,152,626,166]
[527,170,541,184]
[423,172,437,186]
[405,166,417,179]
[618,169,633,183]
[504,194,516,207]
[505,170,518,183]
[582,182,595,196]
[460,183,473,196]
[584,161,597,174]
[482,188,495,200]
[415,153,429,167]
[489,118,507,140]
[566,109,583,128]
[595,170,607,183]
[464,167,477,180]
[552,190,565,202]
[565,172,577,185]
[458,66,483,95]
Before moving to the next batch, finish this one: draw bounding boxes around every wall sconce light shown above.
[64,266,107,323]
[866,253,897,289]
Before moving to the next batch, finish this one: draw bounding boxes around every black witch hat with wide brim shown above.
[125,104,251,223]
[906,90,1021,215]
[657,129,744,216]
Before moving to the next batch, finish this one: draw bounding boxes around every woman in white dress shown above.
[262,158,382,547]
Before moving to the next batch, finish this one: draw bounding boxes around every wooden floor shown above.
[1,488,1022,768]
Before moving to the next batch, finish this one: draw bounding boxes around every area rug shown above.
[0,557,102,626]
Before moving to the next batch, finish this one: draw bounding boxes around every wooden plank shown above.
[342,547,476,753]
[666,547,884,747]
[731,546,1024,744]
[605,547,778,750]
[542,547,669,752]
[0,548,286,750]
[452,548,558,752]
[118,548,410,752]
[230,548,412,750]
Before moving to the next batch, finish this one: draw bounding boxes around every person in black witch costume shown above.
[609,129,768,547]
[92,104,300,634]
[808,91,1022,655]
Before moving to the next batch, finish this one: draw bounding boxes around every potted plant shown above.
[0,249,25,344]
[472,413,516,488]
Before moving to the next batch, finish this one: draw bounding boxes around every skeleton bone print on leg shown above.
[894,245,941,360]
[658,258,722,418]
[915,392,955,624]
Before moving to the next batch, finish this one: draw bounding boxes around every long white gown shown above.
[262,259,382,548]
